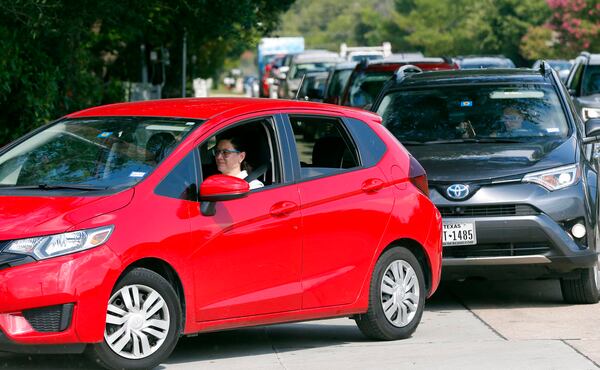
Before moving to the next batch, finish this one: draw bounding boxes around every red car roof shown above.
[66,97,380,122]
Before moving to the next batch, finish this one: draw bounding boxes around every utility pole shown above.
[141,44,148,84]
[181,29,187,97]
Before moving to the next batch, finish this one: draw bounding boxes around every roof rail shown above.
[580,51,591,57]
[395,64,422,81]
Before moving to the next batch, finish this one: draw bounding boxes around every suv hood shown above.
[407,137,576,182]
[0,189,134,240]
[576,94,600,107]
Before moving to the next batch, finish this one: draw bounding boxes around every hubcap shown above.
[104,284,170,360]
[380,260,420,328]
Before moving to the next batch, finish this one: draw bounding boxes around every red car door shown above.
[288,115,394,309]
[190,117,303,321]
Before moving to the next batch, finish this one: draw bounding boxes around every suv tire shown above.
[355,247,426,340]
[87,268,181,370]
[560,263,600,304]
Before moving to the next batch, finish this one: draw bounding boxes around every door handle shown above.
[270,201,299,217]
[362,178,385,193]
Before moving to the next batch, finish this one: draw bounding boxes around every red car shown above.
[0,98,442,369]
[340,57,459,108]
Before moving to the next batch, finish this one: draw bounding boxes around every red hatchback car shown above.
[0,98,442,369]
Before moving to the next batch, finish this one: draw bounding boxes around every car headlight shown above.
[522,164,580,191]
[3,226,114,260]
[582,107,600,121]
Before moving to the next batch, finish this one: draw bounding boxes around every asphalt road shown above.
[2,278,599,369]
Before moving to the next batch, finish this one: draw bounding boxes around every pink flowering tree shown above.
[547,0,600,52]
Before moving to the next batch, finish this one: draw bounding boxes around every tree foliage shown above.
[0,0,293,145]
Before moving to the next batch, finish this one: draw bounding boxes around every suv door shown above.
[285,114,394,309]
[190,115,302,321]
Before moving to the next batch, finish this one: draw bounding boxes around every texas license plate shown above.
[442,221,477,246]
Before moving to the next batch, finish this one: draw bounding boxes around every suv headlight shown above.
[3,226,114,260]
[522,164,580,191]
[582,107,600,121]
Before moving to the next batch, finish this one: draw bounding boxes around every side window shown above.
[289,115,360,180]
[345,118,386,167]
[198,118,281,189]
[155,151,198,201]
[569,63,584,95]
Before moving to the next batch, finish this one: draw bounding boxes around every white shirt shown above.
[235,170,264,190]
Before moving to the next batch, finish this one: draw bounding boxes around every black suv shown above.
[565,52,600,122]
[372,64,600,303]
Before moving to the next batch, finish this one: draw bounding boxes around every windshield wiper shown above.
[0,184,108,191]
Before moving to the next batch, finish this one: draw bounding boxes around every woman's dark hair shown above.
[216,134,251,172]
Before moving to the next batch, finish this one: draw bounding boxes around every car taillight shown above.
[409,156,429,197]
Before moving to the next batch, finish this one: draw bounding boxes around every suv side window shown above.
[198,117,282,188]
[155,151,199,201]
[569,62,584,95]
[289,115,360,180]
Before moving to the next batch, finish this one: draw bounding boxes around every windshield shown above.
[582,65,600,96]
[377,84,569,144]
[0,117,201,190]
[290,62,337,79]
[346,71,393,107]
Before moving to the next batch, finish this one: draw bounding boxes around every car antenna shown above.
[295,74,307,100]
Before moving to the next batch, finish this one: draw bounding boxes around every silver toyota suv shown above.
[372,64,600,304]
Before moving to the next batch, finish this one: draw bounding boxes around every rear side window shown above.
[289,116,360,180]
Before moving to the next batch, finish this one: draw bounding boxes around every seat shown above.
[312,136,347,168]
[145,132,176,164]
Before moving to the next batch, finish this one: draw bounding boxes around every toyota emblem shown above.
[446,184,470,200]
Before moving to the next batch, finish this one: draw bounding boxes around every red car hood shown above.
[0,189,134,240]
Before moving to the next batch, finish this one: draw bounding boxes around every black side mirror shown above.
[306,87,324,100]
[583,118,600,143]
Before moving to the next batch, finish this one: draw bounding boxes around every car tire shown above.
[560,263,600,304]
[355,246,426,340]
[87,268,181,370]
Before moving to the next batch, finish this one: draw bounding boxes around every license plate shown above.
[443,221,477,246]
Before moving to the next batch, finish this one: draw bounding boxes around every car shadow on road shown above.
[431,278,570,310]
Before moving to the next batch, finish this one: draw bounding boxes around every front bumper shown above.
[431,182,598,279]
[0,246,121,352]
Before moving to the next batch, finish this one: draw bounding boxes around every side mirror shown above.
[568,88,577,96]
[324,96,340,105]
[583,118,600,144]
[199,174,249,216]
[306,87,324,101]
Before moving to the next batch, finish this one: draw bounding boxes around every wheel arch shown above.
[381,238,433,295]
[120,258,186,332]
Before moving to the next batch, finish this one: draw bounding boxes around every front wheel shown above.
[88,268,182,370]
[560,257,600,304]
[355,247,426,340]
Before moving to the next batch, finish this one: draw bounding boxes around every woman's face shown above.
[215,139,245,176]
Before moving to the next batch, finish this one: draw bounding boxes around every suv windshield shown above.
[290,62,337,79]
[377,84,569,144]
[0,117,202,190]
[582,65,600,96]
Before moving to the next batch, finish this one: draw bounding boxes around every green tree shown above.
[385,0,550,65]
[276,0,394,51]
[0,0,294,145]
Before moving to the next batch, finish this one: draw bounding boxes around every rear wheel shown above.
[88,268,181,370]
[355,247,426,340]
[560,256,600,304]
